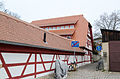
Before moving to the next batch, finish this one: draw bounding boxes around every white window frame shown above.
[70,25,74,29]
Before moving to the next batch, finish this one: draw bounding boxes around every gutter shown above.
[79,46,93,52]
[0,40,85,54]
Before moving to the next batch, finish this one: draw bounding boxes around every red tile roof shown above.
[49,29,75,35]
[0,11,83,52]
[31,14,90,47]
[31,15,83,26]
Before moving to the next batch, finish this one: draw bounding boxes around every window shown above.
[61,26,64,29]
[43,27,45,29]
[53,27,56,30]
[70,25,74,29]
[45,27,48,30]
[65,26,69,29]
[49,27,52,30]
[57,27,60,30]
[67,36,71,39]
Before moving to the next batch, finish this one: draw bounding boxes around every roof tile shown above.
[49,29,75,35]
[31,15,82,26]
[0,11,83,52]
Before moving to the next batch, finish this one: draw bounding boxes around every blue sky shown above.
[1,0,120,30]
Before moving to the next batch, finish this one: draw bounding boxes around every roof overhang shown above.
[79,46,93,52]
[39,22,76,27]
[49,29,75,36]
[0,40,85,54]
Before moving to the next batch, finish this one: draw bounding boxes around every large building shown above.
[0,12,93,79]
[32,15,94,56]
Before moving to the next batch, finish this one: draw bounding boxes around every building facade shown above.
[0,12,93,79]
[32,15,94,60]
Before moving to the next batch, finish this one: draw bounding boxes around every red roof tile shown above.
[31,14,90,47]
[49,29,75,35]
[31,15,83,26]
[0,11,83,52]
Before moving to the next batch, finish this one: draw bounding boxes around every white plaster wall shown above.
[42,54,53,61]
[51,62,55,69]
[0,68,9,78]
[102,42,109,57]
[44,63,52,70]
[24,64,34,75]
[36,71,54,78]
[59,55,65,60]
[86,45,92,50]
[86,36,92,50]
[37,54,41,62]
[37,64,44,72]
[29,54,35,62]
[2,53,29,64]
[0,52,91,79]
[8,66,24,77]
[21,75,34,79]
[102,42,109,70]
[0,59,2,64]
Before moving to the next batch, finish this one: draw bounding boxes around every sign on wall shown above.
[96,46,102,51]
[71,41,79,47]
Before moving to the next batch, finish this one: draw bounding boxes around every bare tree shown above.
[0,1,20,19]
[4,9,20,18]
[94,10,120,38]
[0,1,4,11]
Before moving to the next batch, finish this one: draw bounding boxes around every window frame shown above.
[70,25,74,29]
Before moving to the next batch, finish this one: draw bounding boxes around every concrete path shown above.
[66,63,120,79]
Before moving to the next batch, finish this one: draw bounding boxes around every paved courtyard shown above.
[66,63,120,79]
[39,63,120,79]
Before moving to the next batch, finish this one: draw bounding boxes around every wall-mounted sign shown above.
[71,41,79,47]
[96,46,102,51]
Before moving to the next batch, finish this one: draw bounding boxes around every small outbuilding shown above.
[101,29,120,71]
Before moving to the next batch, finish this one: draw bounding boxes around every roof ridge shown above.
[31,14,83,22]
